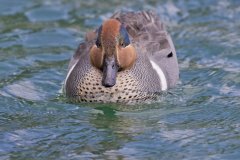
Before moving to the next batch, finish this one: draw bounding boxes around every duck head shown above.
[90,19,137,87]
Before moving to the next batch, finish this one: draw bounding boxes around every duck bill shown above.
[102,56,118,87]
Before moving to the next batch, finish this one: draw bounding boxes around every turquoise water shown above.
[0,0,240,159]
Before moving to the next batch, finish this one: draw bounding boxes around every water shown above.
[0,0,240,159]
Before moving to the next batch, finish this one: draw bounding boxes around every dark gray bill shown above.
[102,56,118,87]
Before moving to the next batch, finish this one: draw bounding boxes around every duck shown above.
[64,11,179,104]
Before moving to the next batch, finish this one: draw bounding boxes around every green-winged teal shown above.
[64,11,179,104]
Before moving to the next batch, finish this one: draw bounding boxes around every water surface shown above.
[0,0,240,159]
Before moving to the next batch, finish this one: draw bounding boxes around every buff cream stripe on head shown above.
[150,60,167,91]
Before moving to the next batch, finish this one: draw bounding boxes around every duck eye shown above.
[120,41,124,47]
[96,25,102,48]
[120,25,130,47]
[96,39,101,48]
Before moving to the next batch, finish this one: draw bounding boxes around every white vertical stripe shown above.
[150,60,168,91]
[64,61,78,91]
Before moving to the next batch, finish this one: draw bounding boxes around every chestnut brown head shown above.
[90,19,137,87]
